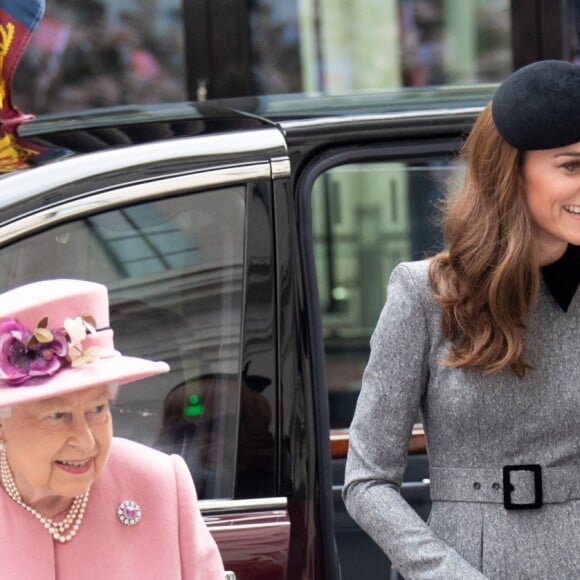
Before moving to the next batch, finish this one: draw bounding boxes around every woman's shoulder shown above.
[386,259,441,323]
[389,258,433,293]
[393,258,430,277]
[110,435,171,458]
[106,437,180,479]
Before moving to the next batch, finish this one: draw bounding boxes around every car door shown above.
[280,107,479,578]
[0,122,301,580]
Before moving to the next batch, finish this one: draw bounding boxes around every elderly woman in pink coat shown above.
[0,279,225,579]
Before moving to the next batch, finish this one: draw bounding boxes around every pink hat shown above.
[0,279,169,407]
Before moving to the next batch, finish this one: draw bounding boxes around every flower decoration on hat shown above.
[0,314,100,385]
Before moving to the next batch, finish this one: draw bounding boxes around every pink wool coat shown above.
[0,437,225,579]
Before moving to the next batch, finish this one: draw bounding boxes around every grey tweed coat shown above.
[343,260,580,579]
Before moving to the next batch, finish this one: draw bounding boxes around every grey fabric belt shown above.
[430,465,580,506]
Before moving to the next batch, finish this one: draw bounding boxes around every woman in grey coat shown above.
[343,60,580,579]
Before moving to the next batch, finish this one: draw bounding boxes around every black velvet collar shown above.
[542,244,580,312]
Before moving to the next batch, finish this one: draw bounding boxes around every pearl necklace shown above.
[0,449,89,543]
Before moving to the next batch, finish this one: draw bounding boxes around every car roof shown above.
[3,85,494,176]
[21,84,495,134]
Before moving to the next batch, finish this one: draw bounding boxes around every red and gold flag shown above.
[0,0,45,124]
[0,0,70,173]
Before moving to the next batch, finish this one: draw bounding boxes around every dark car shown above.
[0,87,493,578]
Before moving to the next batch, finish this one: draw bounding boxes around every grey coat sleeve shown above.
[343,264,485,579]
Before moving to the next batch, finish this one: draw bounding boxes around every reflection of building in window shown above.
[312,161,453,428]
[88,206,201,278]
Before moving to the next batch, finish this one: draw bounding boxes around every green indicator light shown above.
[188,394,200,405]
[184,404,204,417]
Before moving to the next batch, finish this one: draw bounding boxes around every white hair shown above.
[108,383,120,400]
[0,384,118,420]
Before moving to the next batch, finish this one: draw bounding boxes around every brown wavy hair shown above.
[429,103,539,378]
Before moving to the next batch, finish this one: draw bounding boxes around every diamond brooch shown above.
[117,500,142,526]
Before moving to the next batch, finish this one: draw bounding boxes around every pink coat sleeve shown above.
[172,454,225,579]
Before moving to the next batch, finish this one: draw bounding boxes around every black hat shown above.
[491,60,580,150]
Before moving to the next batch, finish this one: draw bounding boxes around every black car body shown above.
[0,87,493,578]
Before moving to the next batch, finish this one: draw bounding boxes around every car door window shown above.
[0,186,246,500]
[310,156,463,579]
[310,159,462,428]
